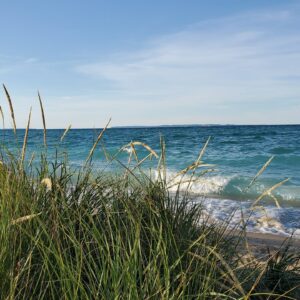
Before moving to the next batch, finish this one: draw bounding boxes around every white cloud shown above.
[2,6,299,127]
[75,7,300,125]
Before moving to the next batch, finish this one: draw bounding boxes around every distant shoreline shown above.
[2,123,300,130]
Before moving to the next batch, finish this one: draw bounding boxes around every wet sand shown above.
[246,231,300,249]
[236,231,300,263]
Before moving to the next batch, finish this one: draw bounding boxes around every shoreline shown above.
[233,231,300,260]
[245,231,300,249]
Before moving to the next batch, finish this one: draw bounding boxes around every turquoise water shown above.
[1,125,300,236]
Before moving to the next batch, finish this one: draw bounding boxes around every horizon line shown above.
[2,123,300,130]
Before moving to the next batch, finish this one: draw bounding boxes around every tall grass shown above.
[0,86,299,299]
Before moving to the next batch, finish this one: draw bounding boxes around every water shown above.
[1,125,300,236]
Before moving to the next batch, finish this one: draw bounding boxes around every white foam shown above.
[122,147,133,154]
[197,197,300,237]
[152,169,230,195]
[149,169,300,238]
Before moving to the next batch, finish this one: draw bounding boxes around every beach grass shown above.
[0,87,299,299]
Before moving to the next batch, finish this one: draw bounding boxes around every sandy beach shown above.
[237,231,300,264]
[246,232,300,249]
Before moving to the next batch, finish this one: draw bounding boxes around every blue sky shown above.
[0,0,299,128]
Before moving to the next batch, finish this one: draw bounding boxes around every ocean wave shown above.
[197,197,300,238]
[151,169,300,203]
[151,170,231,195]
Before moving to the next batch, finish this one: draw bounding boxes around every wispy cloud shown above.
[0,56,39,75]
[1,5,299,127]
[24,57,39,64]
[76,7,300,124]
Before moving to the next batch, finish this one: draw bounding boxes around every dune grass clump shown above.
[0,154,240,299]
[0,156,237,299]
[0,86,299,299]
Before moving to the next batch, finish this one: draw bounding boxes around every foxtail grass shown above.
[86,117,111,163]
[3,84,17,134]
[60,124,72,142]
[38,91,47,147]
[20,107,31,169]
[246,156,274,191]
[0,105,4,130]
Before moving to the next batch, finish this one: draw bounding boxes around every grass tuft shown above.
[0,92,298,299]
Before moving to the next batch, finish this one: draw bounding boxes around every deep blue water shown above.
[1,125,299,203]
[1,125,300,236]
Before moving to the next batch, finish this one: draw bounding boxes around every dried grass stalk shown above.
[127,141,159,158]
[196,136,211,163]
[38,91,47,147]
[183,137,211,193]
[0,105,4,129]
[246,156,274,190]
[252,178,289,208]
[28,152,35,167]
[172,162,213,180]
[11,213,41,225]
[100,141,111,161]
[20,108,32,168]
[86,118,111,163]
[61,124,72,142]
[0,105,4,141]
[3,84,17,134]
[269,193,281,208]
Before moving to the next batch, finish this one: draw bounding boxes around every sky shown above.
[0,0,299,128]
